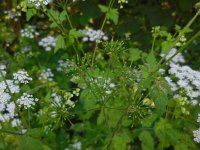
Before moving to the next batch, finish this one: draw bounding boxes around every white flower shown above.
[0,80,20,94]
[17,93,38,109]
[39,68,54,81]
[72,142,82,150]
[191,100,198,106]
[4,9,21,21]
[193,128,200,143]
[162,48,185,64]
[162,48,200,101]
[79,28,108,43]
[57,59,77,73]
[197,114,200,123]
[0,64,7,76]
[20,25,39,38]
[13,70,32,84]
[11,118,21,127]
[28,0,53,7]
[38,36,56,51]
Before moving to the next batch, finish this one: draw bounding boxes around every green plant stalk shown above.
[0,133,6,149]
[91,0,116,66]
[158,9,200,65]
[160,30,200,68]
[45,9,66,34]
[151,36,156,53]
[43,8,81,64]
[0,129,23,136]
[28,108,31,131]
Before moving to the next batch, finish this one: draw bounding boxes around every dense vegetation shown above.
[0,0,200,149]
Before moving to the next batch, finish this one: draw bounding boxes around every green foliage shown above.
[0,0,200,149]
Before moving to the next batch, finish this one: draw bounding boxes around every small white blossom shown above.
[79,28,108,43]
[197,114,200,124]
[13,70,32,84]
[57,59,77,73]
[38,36,56,51]
[39,68,54,81]
[4,9,21,22]
[11,118,21,127]
[72,142,82,150]
[20,25,39,38]
[17,93,38,109]
[28,0,53,7]
[193,128,200,143]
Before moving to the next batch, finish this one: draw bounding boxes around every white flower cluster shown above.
[161,48,200,105]
[0,79,19,124]
[65,142,82,150]
[0,64,7,76]
[0,68,37,128]
[22,45,31,53]
[20,25,39,38]
[79,28,108,43]
[51,92,75,108]
[17,93,38,109]
[57,59,77,73]
[197,114,200,123]
[4,9,21,22]
[39,68,54,81]
[13,70,32,84]
[89,76,115,95]
[193,128,200,143]
[38,36,56,51]
[193,114,200,143]
[118,0,128,8]
[28,0,52,7]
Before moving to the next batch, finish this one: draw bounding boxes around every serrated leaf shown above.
[150,86,168,116]
[111,133,131,150]
[106,8,119,25]
[139,131,154,150]
[98,5,108,13]
[98,5,119,25]
[146,52,158,72]
[129,48,141,62]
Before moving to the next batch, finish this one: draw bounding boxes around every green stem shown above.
[0,129,23,136]
[158,9,200,65]
[28,108,31,131]
[91,0,115,66]
[160,30,200,67]
[151,36,156,53]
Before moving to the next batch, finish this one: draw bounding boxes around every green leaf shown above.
[155,118,179,149]
[146,52,158,72]
[26,8,37,21]
[106,8,119,25]
[98,5,108,13]
[19,136,43,150]
[150,85,168,116]
[142,113,158,127]
[98,5,119,25]
[59,10,67,22]
[129,48,141,62]
[111,133,131,150]
[55,35,65,53]
[68,29,84,44]
[139,131,154,150]
[26,128,44,138]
